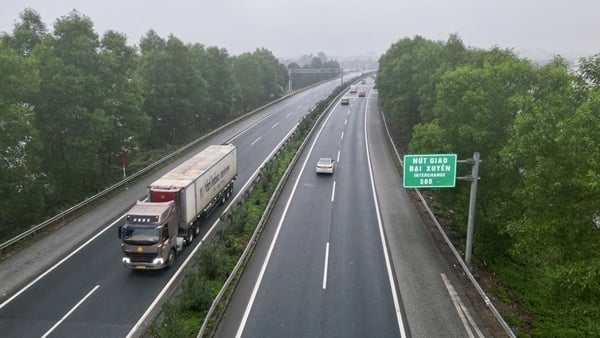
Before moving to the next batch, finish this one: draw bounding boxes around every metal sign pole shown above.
[457,152,481,269]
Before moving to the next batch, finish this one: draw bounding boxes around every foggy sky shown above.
[2,0,599,61]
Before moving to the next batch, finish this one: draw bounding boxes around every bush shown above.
[178,271,212,312]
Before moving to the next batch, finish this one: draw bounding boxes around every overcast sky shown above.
[2,0,599,61]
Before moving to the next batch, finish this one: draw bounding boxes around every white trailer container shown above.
[148,144,237,242]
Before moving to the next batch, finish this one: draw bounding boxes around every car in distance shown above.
[360,79,366,84]
[358,90,366,97]
[341,97,349,105]
[316,157,335,174]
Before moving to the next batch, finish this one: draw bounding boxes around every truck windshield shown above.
[122,224,160,245]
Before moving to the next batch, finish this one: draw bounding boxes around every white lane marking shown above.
[41,285,100,338]
[344,119,348,125]
[298,104,303,109]
[251,136,262,146]
[348,110,351,115]
[286,112,293,118]
[331,181,336,202]
[236,93,340,338]
[340,131,344,140]
[336,150,341,162]
[272,122,279,129]
[0,218,119,311]
[364,91,407,337]
[229,104,291,139]
[322,242,330,290]
[441,274,484,338]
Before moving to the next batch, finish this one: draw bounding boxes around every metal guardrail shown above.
[0,86,317,253]
[379,110,516,338]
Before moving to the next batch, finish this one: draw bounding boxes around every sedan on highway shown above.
[316,157,335,174]
[358,90,366,97]
[341,97,349,105]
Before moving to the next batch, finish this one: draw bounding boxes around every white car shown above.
[316,158,335,174]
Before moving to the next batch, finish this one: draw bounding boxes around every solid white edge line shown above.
[322,242,330,290]
[41,284,100,338]
[442,273,474,338]
[235,96,340,338]
[331,181,336,202]
[441,273,484,338]
[364,90,407,337]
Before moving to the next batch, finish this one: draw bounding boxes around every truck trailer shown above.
[119,144,237,269]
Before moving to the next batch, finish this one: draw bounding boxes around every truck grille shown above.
[125,252,157,263]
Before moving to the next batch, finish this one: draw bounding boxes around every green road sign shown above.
[403,154,457,188]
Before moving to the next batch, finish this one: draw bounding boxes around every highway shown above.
[0,77,348,338]
[216,79,488,337]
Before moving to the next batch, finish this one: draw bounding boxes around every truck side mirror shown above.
[117,224,122,239]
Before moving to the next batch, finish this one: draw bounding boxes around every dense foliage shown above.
[0,9,340,240]
[377,35,600,336]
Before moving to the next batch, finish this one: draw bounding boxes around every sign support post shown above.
[457,152,481,269]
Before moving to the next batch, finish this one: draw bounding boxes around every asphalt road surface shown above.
[215,79,489,338]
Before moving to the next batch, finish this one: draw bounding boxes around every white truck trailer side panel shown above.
[149,144,237,225]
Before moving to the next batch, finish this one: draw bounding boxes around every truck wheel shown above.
[166,249,175,268]
[193,224,200,236]
[186,231,194,245]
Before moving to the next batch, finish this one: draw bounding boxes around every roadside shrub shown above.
[197,241,227,280]
[178,271,212,312]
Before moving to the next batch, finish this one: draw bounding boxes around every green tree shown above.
[98,30,149,177]
[254,48,285,100]
[33,10,110,203]
[192,45,238,123]
[0,44,45,233]
[377,36,445,146]
[233,52,266,110]
[410,48,535,262]
[579,53,600,85]
[499,58,600,335]
[502,58,595,265]
[1,8,47,56]
[138,32,209,147]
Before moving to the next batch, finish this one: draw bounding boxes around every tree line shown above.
[377,34,600,336]
[0,9,339,239]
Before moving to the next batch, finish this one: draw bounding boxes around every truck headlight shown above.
[152,257,164,265]
[122,257,131,264]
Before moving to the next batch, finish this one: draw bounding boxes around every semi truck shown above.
[118,144,237,269]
